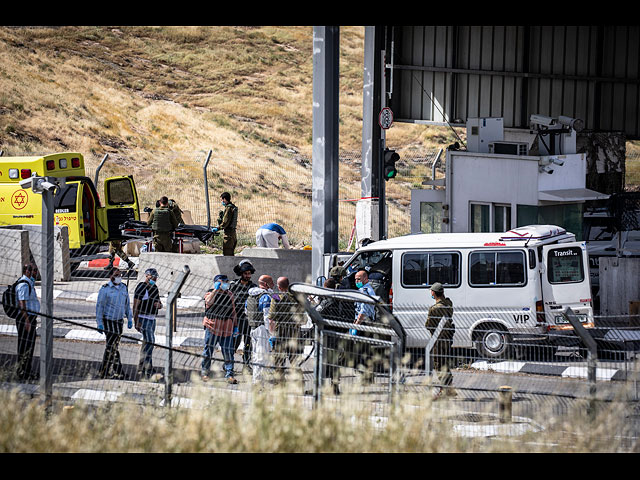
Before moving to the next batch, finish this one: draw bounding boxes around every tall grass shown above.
[0,383,637,452]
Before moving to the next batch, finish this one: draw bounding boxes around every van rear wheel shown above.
[474,324,512,359]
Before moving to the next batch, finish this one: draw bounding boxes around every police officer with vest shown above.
[147,196,178,252]
[213,192,238,256]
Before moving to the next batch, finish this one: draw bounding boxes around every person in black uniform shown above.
[133,268,162,380]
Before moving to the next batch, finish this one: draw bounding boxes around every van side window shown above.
[402,252,460,287]
[469,250,526,287]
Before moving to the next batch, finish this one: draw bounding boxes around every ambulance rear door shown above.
[53,181,82,249]
[103,176,140,240]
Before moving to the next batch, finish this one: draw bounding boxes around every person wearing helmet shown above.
[133,268,162,380]
[425,282,455,397]
[230,260,257,372]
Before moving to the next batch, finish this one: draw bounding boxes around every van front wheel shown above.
[474,324,512,359]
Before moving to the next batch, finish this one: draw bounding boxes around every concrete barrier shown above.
[20,225,71,282]
[0,229,30,284]
[137,248,312,298]
[0,225,70,283]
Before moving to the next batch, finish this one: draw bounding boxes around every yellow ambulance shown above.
[0,152,140,255]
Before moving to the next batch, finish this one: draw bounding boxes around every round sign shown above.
[11,190,28,210]
[379,107,393,130]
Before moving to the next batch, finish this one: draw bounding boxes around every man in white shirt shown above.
[255,223,291,249]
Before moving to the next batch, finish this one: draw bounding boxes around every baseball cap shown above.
[430,282,444,294]
[214,274,229,283]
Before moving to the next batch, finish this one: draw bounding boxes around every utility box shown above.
[466,117,504,153]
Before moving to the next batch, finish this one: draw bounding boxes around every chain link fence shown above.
[79,148,443,251]
[0,222,639,450]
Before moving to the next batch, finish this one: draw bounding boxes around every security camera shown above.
[19,175,62,194]
[557,116,584,132]
[530,114,556,127]
[539,165,554,174]
[19,177,34,190]
[549,157,565,166]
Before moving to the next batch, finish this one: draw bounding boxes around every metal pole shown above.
[311,26,340,282]
[40,188,55,408]
[314,325,324,406]
[202,150,212,229]
[563,307,598,419]
[425,316,448,379]
[93,153,109,187]
[165,265,190,407]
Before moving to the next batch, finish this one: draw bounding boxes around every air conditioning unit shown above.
[488,141,529,156]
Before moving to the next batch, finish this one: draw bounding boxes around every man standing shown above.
[104,240,135,271]
[214,192,238,256]
[230,260,257,372]
[133,268,162,380]
[268,277,305,389]
[147,196,178,253]
[354,269,376,327]
[353,269,377,383]
[201,274,238,384]
[255,223,291,249]
[15,263,40,381]
[96,267,133,379]
[425,282,455,396]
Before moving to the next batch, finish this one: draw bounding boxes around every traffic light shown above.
[383,148,399,180]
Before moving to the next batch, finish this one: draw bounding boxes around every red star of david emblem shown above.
[11,190,28,210]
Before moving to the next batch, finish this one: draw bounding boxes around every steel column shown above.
[311,26,340,282]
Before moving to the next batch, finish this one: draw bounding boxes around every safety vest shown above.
[152,207,174,233]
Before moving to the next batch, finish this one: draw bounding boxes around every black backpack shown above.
[2,279,31,319]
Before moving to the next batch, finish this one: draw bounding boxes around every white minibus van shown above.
[337,225,593,359]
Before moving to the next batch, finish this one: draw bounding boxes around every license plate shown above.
[554,313,588,325]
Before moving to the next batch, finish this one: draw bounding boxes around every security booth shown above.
[411,116,610,238]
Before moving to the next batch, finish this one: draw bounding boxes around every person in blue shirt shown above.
[354,269,376,325]
[96,267,133,379]
[15,263,41,381]
[353,269,377,384]
[255,223,291,249]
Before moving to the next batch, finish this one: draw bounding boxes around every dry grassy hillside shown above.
[0,25,446,249]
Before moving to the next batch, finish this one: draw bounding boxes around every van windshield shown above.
[346,250,392,276]
[547,247,584,284]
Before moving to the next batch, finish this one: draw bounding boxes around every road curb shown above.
[470,360,627,381]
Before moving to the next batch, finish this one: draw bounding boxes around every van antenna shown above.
[524,234,534,247]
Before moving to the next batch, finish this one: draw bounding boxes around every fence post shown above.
[563,307,598,419]
[499,386,513,423]
[165,265,190,408]
[425,316,448,380]
[314,324,324,406]
[93,153,109,187]
[40,186,55,410]
[202,150,213,229]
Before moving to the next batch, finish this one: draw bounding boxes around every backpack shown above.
[246,291,267,329]
[2,279,31,319]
